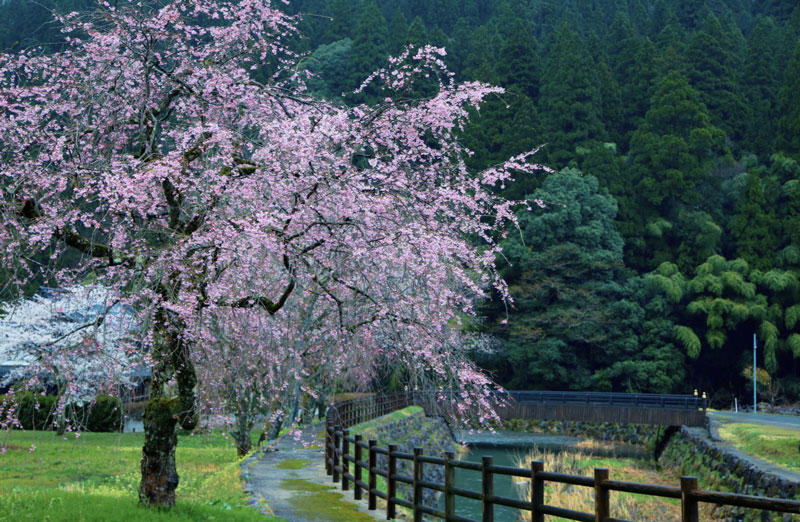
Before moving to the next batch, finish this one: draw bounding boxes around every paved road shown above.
[709,410,800,431]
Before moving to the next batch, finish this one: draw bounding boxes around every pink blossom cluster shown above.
[0,0,546,430]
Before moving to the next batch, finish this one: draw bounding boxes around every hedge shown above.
[0,392,123,432]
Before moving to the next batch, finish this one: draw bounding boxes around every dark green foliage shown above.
[539,25,605,167]
[494,19,540,101]
[323,0,353,42]
[777,41,800,157]
[387,9,409,54]
[1,393,123,432]
[728,168,781,269]
[346,0,389,102]
[687,12,748,141]
[460,87,541,184]
[406,16,428,47]
[621,71,728,271]
[303,38,352,100]
[483,171,637,390]
[606,15,653,149]
[0,0,94,52]
[742,16,785,157]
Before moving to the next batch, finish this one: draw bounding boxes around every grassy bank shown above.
[513,445,684,521]
[717,422,800,472]
[0,429,280,521]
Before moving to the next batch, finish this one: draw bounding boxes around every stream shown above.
[443,431,651,522]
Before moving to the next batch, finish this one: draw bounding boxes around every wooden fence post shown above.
[444,451,455,520]
[333,426,341,483]
[413,447,423,522]
[325,421,333,476]
[387,444,398,520]
[681,476,699,522]
[595,468,609,522]
[342,429,350,491]
[482,456,494,522]
[531,461,544,522]
[354,434,363,500]
[368,439,377,510]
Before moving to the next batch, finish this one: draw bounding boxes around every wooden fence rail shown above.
[324,392,800,521]
[325,423,800,521]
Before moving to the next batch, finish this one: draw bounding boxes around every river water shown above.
[448,445,530,521]
[441,432,650,522]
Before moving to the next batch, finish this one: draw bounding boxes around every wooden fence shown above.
[324,393,800,521]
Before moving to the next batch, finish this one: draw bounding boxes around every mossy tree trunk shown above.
[139,310,198,507]
[139,397,180,506]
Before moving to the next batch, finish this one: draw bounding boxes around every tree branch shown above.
[230,279,296,315]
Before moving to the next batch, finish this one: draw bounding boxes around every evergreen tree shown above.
[621,71,728,271]
[323,0,353,42]
[494,19,540,101]
[675,0,705,29]
[427,0,457,33]
[597,263,688,393]
[742,16,785,157]
[614,37,658,152]
[406,16,428,47]
[460,86,540,189]
[588,33,623,146]
[302,38,352,100]
[539,24,605,167]
[387,8,408,54]
[653,23,689,76]
[483,171,635,390]
[461,25,499,84]
[449,18,474,77]
[729,167,781,269]
[756,0,799,21]
[687,11,747,141]
[405,0,428,24]
[626,0,651,32]
[347,0,389,102]
[777,41,800,157]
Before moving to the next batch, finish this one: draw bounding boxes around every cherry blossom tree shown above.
[0,0,546,507]
[0,286,138,403]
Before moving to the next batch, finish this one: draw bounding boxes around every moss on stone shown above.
[280,478,376,521]
[276,459,310,470]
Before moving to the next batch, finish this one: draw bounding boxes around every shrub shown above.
[0,393,122,432]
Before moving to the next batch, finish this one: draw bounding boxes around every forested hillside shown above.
[3,0,800,406]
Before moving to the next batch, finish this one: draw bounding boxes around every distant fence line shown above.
[324,392,800,522]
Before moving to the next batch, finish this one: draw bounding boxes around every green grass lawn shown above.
[717,422,800,472]
[0,429,282,521]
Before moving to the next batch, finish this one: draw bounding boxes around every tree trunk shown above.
[139,398,179,506]
[235,429,252,457]
[138,309,198,507]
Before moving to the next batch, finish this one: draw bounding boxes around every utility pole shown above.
[753,333,757,413]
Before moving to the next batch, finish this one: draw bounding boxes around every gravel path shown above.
[242,424,383,521]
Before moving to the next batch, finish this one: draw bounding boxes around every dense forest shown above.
[2,0,800,406]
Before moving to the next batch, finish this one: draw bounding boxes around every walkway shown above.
[242,424,383,521]
[710,410,800,431]
[706,411,800,484]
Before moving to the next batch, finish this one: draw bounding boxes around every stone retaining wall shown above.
[659,426,800,521]
[352,409,457,509]
[505,417,800,520]
[502,418,662,447]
